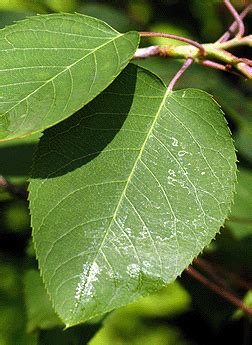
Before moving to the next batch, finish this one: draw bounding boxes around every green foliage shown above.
[0,13,139,140]
[29,64,236,326]
[0,1,251,344]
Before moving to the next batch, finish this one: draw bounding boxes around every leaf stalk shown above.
[135,1,252,80]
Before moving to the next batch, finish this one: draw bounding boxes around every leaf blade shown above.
[29,64,236,326]
[0,13,139,140]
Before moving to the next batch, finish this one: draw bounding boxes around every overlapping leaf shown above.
[29,64,236,326]
[0,13,139,140]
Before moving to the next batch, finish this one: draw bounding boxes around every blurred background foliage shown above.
[0,0,251,344]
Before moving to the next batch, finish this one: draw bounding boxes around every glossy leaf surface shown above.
[0,13,139,140]
[29,64,236,326]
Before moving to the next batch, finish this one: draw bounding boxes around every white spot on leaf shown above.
[168,169,176,177]
[171,137,178,147]
[127,263,140,278]
[178,151,188,157]
[75,262,101,306]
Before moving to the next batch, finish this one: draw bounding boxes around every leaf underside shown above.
[29,64,236,326]
[0,13,139,141]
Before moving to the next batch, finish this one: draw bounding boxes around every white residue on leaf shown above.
[127,263,140,278]
[143,260,151,269]
[156,234,170,242]
[124,227,132,236]
[168,169,176,177]
[171,137,179,147]
[138,225,148,240]
[201,171,206,175]
[178,150,188,157]
[142,260,152,276]
[167,176,177,186]
[108,270,121,281]
[74,261,101,306]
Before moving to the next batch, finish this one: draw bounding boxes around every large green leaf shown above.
[0,13,139,141]
[29,64,236,326]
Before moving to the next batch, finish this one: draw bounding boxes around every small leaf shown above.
[0,13,139,141]
[29,64,236,326]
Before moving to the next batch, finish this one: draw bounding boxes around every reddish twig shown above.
[139,32,205,56]
[236,58,252,67]
[167,57,193,92]
[194,257,230,289]
[194,257,252,291]
[195,257,252,291]
[198,59,231,72]
[186,266,252,317]
[218,4,252,42]
[198,60,242,77]
[222,0,245,40]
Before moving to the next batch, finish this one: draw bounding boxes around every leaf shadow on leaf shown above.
[31,64,138,179]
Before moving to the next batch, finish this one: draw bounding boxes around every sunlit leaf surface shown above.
[0,13,139,140]
[29,64,236,326]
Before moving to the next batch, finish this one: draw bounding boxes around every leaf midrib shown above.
[1,33,124,119]
[72,84,169,317]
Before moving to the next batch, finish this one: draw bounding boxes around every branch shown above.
[133,38,252,79]
[218,3,252,42]
[222,0,245,39]
[186,266,252,318]
[167,58,193,92]
[139,32,205,55]
[194,257,252,291]
[194,257,230,289]
[134,1,252,80]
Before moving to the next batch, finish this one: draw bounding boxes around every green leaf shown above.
[0,13,139,141]
[29,64,236,326]
[24,270,62,332]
